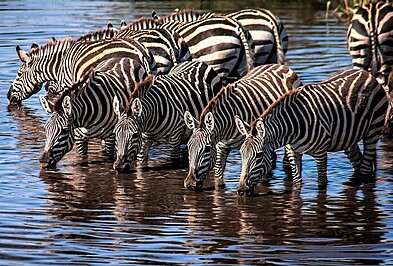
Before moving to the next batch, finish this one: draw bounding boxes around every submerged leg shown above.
[314,152,328,190]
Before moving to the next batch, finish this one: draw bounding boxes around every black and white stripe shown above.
[227,8,288,65]
[347,1,393,85]
[112,60,222,173]
[183,64,301,190]
[236,69,388,195]
[162,16,255,83]
[39,57,148,168]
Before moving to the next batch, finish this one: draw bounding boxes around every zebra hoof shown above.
[186,181,204,191]
[343,178,363,187]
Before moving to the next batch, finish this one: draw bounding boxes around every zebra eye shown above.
[204,145,211,153]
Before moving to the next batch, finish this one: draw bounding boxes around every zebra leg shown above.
[283,144,294,179]
[214,142,231,189]
[359,138,378,183]
[137,139,153,162]
[74,129,89,155]
[314,153,328,190]
[343,144,364,186]
[290,151,303,190]
[103,133,115,161]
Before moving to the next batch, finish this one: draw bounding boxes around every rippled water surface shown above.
[1,0,393,265]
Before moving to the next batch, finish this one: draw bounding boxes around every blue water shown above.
[1,0,393,265]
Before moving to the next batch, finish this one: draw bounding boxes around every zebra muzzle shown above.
[184,172,204,191]
[39,151,57,169]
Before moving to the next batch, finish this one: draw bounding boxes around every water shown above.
[1,0,393,264]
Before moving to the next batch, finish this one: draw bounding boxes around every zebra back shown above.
[116,28,192,74]
[158,9,216,24]
[121,17,161,31]
[199,64,301,141]
[227,8,288,65]
[58,37,156,90]
[170,16,255,83]
[347,1,393,84]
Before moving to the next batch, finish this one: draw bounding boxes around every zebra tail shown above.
[271,19,285,65]
[227,16,255,72]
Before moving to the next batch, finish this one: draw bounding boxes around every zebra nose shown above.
[184,174,203,191]
[237,182,254,196]
[39,151,57,169]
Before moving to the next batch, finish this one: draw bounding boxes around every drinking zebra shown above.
[347,1,393,85]
[39,57,148,168]
[8,36,156,104]
[112,61,222,173]
[183,64,301,191]
[235,69,388,196]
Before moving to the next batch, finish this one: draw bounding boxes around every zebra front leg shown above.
[103,133,115,162]
[137,139,153,162]
[314,152,328,190]
[74,128,89,155]
[214,142,231,189]
[283,144,294,179]
[289,151,303,191]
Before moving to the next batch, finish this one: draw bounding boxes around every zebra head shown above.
[236,116,272,196]
[39,94,75,169]
[8,44,43,104]
[113,96,143,173]
[183,111,216,191]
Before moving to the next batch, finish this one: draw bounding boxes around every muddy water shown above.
[1,0,393,264]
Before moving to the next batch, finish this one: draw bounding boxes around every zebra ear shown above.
[62,95,72,117]
[16,45,30,63]
[120,20,127,29]
[184,111,198,131]
[113,95,121,118]
[31,42,39,49]
[204,112,214,132]
[235,115,250,136]
[131,98,142,118]
[254,118,266,138]
[39,95,53,114]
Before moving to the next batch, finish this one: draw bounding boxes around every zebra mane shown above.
[28,37,75,56]
[198,83,233,125]
[125,75,155,114]
[122,17,161,30]
[52,67,94,112]
[159,9,212,22]
[76,28,118,42]
[250,88,300,132]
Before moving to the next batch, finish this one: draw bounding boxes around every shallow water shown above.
[1,0,393,265]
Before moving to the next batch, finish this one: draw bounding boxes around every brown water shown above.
[1,0,393,264]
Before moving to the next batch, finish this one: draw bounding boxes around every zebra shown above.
[347,1,393,85]
[8,35,156,104]
[183,64,302,191]
[39,57,148,168]
[227,8,288,65]
[115,27,192,75]
[112,60,222,173]
[160,15,255,84]
[235,69,389,196]
[156,8,287,65]
[11,37,155,156]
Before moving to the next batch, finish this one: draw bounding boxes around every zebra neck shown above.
[264,114,301,150]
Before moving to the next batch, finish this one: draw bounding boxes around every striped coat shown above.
[236,69,388,195]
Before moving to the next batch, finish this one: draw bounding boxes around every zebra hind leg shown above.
[343,144,364,186]
[359,137,378,184]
